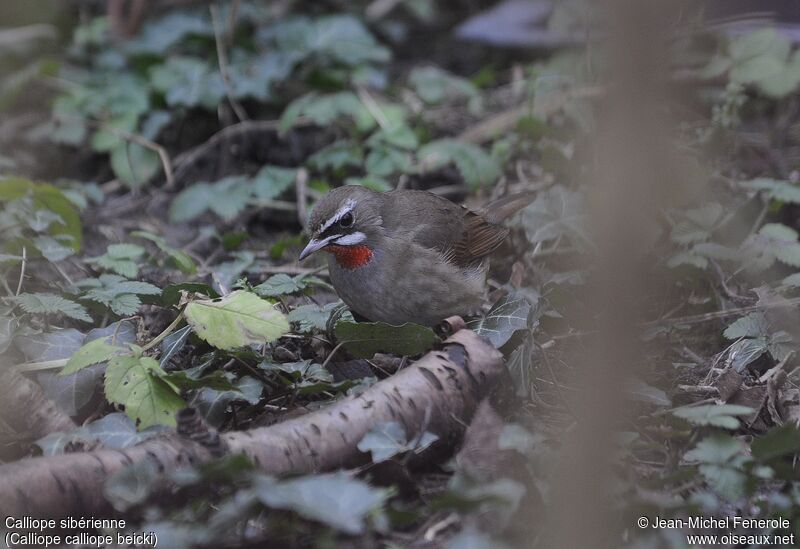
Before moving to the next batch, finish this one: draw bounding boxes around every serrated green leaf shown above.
[334,320,438,358]
[105,355,185,429]
[185,290,290,350]
[252,165,297,200]
[62,337,125,375]
[14,292,92,322]
[744,178,800,204]
[751,425,800,461]
[741,223,800,271]
[132,231,197,274]
[673,404,754,429]
[288,302,341,333]
[253,273,328,297]
[0,177,83,251]
[724,312,769,340]
[77,274,160,316]
[307,141,364,171]
[365,146,410,176]
[669,203,724,245]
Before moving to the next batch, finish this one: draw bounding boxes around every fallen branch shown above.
[0,329,505,518]
[0,368,76,440]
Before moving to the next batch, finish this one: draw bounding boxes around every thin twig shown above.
[356,86,390,130]
[172,119,283,184]
[140,310,186,353]
[15,246,26,296]
[642,296,800,328]
[295,167,309,228]
[90,122,175,187]
[210,3,248,123]
[225,0,240,46]
[321,342,346,370]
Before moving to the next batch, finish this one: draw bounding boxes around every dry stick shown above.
[295,167,309,228]
[457,86,604,144]
[0,329,504,519]
[89,122,175,187]
[642,296,800,327]
[172,119,281,184]
[210,3,248,123]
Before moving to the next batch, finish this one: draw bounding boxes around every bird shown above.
[299,185,535,326]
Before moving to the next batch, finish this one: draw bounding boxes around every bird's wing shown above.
[449,210,509,267]
[382,191,508,268]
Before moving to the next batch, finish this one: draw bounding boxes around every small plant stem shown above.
[210,3,248,122]
[141,310,186,353]
[14,246,26,296]
[13,358,68,372]
[321,341,346,370]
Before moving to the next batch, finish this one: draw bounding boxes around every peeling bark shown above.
[0,329,505,519]
[0,368,76,439]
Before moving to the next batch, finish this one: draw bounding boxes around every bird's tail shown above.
[482,191,537,224]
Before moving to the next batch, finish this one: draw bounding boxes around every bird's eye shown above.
[339,212,354,228]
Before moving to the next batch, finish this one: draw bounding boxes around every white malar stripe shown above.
[333,231,366,246]
[319,198,356,233]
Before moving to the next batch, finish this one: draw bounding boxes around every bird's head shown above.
[299,186,384,269]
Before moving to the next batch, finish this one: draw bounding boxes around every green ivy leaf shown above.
[150,57,224,109]
[280,92,375,134]
[254,472,389,535]
[185,291,290,350]
[467,294,532,348]
[334,320,438,358]
[418,139,500,189]
[357,421,438,463]
[409,66,482,113]
[521,185,591,249]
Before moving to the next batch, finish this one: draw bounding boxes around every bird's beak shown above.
[299,237,330,261]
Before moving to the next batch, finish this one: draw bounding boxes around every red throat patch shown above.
[325,244,373,269]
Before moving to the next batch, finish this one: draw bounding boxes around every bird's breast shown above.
[324,244,374,269]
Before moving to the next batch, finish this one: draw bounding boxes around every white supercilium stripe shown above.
[319,198,356,233]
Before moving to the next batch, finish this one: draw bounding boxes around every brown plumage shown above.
[298,186,534,326]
